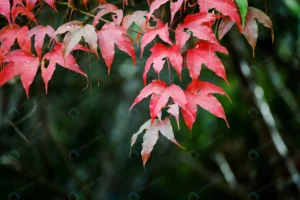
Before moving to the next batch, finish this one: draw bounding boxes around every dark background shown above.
[1,0,300,199]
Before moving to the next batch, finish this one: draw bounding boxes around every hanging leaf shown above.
[167,104,180,129]
[92,4,123,26]
[243,7,274,56]
[62,24,98,58]
[41,43,90,93]
[218,17,235,40]
[97,23,136,74]
[187,40,229,84]
[11,5,37,25]
[0,24,31,52]
[143,43,182,84]
[0,50,39,98]
[198,0,242,31]
[130,80,187,123]
[122,11,148,31]
[0,0,11,24]
[141,19,172,57]
[181,80,230,130]
[28,25,56,59]
[131,118,184,166]
[183,13,220,44]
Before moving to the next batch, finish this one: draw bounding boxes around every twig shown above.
[15,101,37,125]
[166,59,172,85]
[6,119,29,143]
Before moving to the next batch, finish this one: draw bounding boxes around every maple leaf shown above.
[131,118,184,166]
[146,0,186,24]
[53,21,83,37]
[25,0,38,11]
[218,16,235,40]
[52,21,98,58]
[92,4,123,26]
[143,43,182,84]
[197,0,242,31]
[0,24,31,52]
[242,7,274,56]
[97,23,136,74]
[167,104,180,129]
[217,7,273,56]
[62,24,98,58]
[170,0,183,23]
[28,25,56,59]
[181,80,230,130]
[0,50,39,98]
[122,11,148,31]
[175,24,190,49]
[141,19,172,57]
[41,43,90,93]
[12,0,24,8]
[0,0,11,24]
[45,0,57,11]
[130,80,187,122]
[11,5,38,25]
[183,13,219,44]
[187,40,229,84]
[146,0,168,22]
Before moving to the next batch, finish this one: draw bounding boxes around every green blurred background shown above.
[1,0,300,199]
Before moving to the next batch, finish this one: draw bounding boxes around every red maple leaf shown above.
[41,43,90,93]
[11,5,37,25]
[170,0,184,23]
[142,22,191,84]
[130,80,187,123]
[143,43,182,84]
[0,24,31,52]
[28,25,56,59]
[25,0,38,11]
[0,0,11,24]
[197,0,242,31]
[183,13,219,44]
[181,80,231,130]
[45,0,57,11]
[141,19,172,57]
[146,0,168,22]
[97,23,136,74]
[12,0,24,8]
[0,50,39,98]
[175,24,190,50]
[187,40,229,84]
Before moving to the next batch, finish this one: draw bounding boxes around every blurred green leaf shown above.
[235,0,248,27]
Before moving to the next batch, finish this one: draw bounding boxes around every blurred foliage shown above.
[1,0,300,200]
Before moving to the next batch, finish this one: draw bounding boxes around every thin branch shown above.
[6,119,29,143]
[15,101,37,125]
[166,59,172,85]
